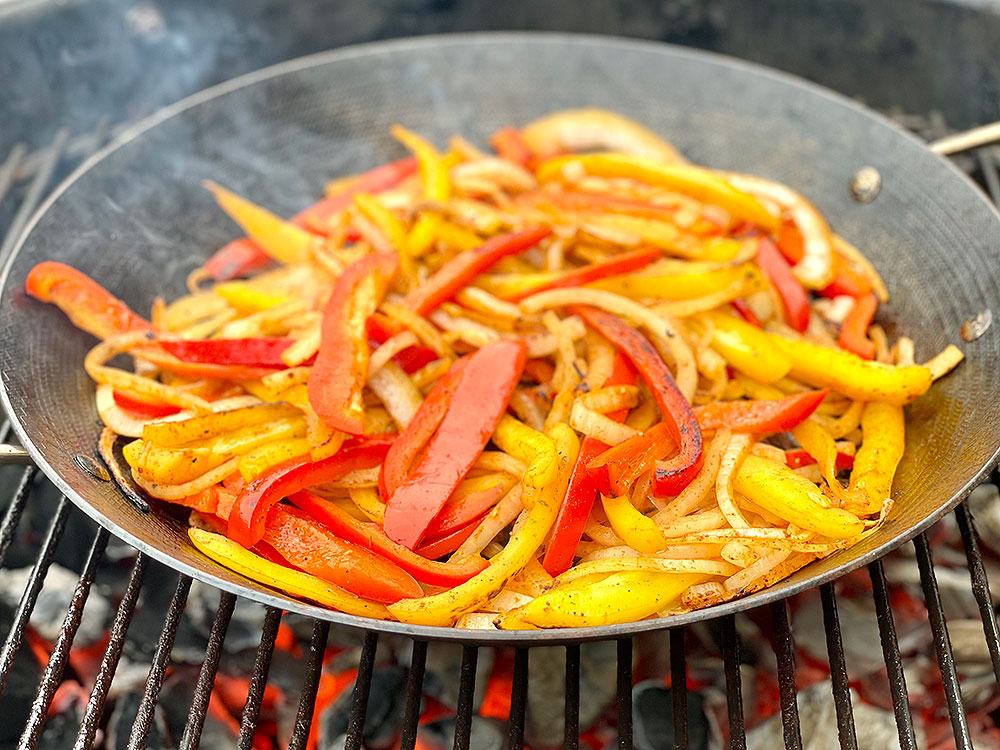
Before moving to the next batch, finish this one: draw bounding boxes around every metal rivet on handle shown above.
[849,167,882,202]
[961,309,992,341]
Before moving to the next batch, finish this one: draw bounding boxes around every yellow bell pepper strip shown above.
[433,220,482,252]
[733,455,865,538]
[790,418,855,503]
[308,253,399,434]
[702,310,791,383]
[402,227,552,316]
[406,213,442,258]
[848,401,905,514]
[770,335,932,405]
[535,153,779,231]
[353,193,408,251]
[497,571,709,628]
[213,280,292,314]
[188,528,390,619]
[203,181,315,265]
[388,423,579,626]
[589,263,761,301]
[141,403,301,447]
[573,306,703,497]
[382,340,527,549]
[391,125,450,201]
[600,494,669,553]
[492,414,558,489]
[499,246,662,303]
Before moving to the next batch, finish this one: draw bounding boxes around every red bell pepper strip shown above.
[587,422,676,497]
[838,293,878,360]
[367,312,439,374]
[203,238,274,281]
[756,237,810,333]
[227,437,393,547]
[490,127,534,167]
[402,227,552,316]
[25,261,153,339]
[503,246,662,302]
[132,346,284,381]
[730,299,762,328]
[112,391,182,419]
[158,338,313,368]
[693,390,829,434]
[785,449,855,471]
[262,504,421,603]
[572,307,703,497]
[382,340,527,549]
[379,358,469,499]
[308,253,400,434]
[415,521,483,560]
[423,483,506,540]
[293,157,418,233]
[289,492,488,586]
[543,353,637,576]
[819,259,873,299]
[776,222,872,300]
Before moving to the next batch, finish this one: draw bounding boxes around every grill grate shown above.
[0,122,998,750]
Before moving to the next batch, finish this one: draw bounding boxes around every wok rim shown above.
[3,31,999,644]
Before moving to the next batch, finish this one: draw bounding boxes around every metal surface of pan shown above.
[1,33,999,644]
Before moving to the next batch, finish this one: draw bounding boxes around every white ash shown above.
[0,564,109,646]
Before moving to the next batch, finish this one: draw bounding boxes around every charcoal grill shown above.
[1,30,1000,750]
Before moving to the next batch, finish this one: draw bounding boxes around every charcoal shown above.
[524,642,618,748]
[632,679,708,750]
[0,564,109,646]
[423,642,493,710]
[419,716,505,750]
[106,691,172,750]
[37,707,83,750]
[791,593,893,678]
[0,603,43,744]
[184,581,269,655]
[157,669,238,750]
[967,482,1000,555]
[745,681,925,750]
[318,665,407,749]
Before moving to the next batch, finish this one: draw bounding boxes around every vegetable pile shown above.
[26,108,964,628]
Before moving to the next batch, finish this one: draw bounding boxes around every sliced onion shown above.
[522,108,687,163]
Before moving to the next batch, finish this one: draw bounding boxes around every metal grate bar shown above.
[0,467,37,566]
[954,500,1000,688]
[819,583,859,750]
[913,533,974,749]
[179,591,237,750]
[0,143,28,206]
[0,128,70,261]
[721,615,746,750]
[237,606,282,750]
[0,496,71,695]
[344,630,379,750]
[397,639,426,750]
[770,601,802,750]
[288,619,330,750]
[617,638,633,750]
[508,647,529,750]
[564,643,580,750]
[868,560,918,750]
[18,527,109,749]
[452,644,478,750]
[126,574,193,750]
[670,629,688,750]
[74,554,148,750]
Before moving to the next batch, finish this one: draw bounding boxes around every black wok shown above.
[2,34,999,644]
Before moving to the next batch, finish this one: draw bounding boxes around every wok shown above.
[1,34,998,644]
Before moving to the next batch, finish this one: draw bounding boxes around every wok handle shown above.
[0,444,32,465]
